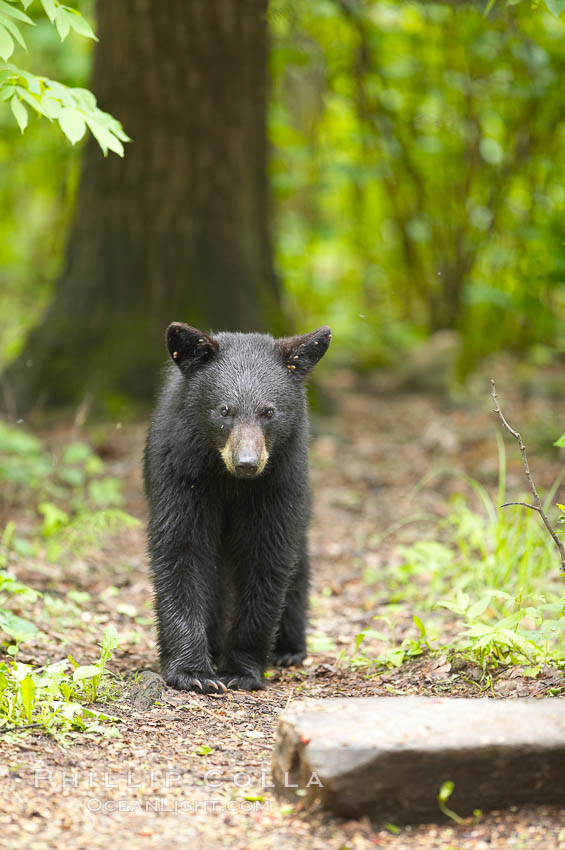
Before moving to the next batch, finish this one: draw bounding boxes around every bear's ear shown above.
[166,322,219,374]
[275,326,332,377]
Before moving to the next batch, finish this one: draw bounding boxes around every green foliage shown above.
[306,630,336,654]
[0,423,137,736]
[437,588,563,670]
[40,506,139,562]
[0,522,41,643]
[0,421,140,569]
[352,444,565,675]
[0,424,131,510]
[0,421,51,490]
[0,625,122,739]
[3,0,565,379]
[0,0,128,154]
[1,62,129,153]
[352,615,431,669]
[270,0,565,370]
[68,623,119,701]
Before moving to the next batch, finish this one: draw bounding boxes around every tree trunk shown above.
[5,0,281,413]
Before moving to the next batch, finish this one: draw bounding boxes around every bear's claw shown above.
[220,675,265,692]
[165,671,230,695]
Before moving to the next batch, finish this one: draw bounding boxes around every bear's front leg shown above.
[273,548,309,667]
[149,516,227,694]
[220,548,292,691]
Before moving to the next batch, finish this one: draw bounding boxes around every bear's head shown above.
[166,323,331,479]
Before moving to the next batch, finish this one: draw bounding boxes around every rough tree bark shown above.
[5,0,282,413]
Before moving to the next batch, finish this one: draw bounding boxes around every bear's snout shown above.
[220,423,268,478]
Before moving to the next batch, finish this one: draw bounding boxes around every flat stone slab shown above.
[272,696,565,822]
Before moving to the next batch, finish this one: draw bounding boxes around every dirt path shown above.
[2,377,565,848]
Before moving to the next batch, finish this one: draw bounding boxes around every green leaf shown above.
[20,674,35,723]
[58,105,86,143]
[87,477,124,507]
[385,824,401,835]
[40,93,61,119]
[38,501,69,535]
[41,0,56,23]
[15,85,43,114]
[1,16,27,50]
[0,1,34,25]
[85,117,125,157]
[70,86,96,111]
[354,629,367,651]
[116,602,137,618]
[544,0,565,14]
[73,665,102,681]
[0,610,37,640]
[554,433,565,447]
[20,70,40,94]
[54,7,71,40]
[413,615,427,637]
[10,93,27,130]
[67,10,98,41]
[63,442,92,464]
[466,595,493,621]
[57,466,85,486]
[438,781,454,804]
[101,624,119,655]
[0,83,14,100]
[0,24,14,60]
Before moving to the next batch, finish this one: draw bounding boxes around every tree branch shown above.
[500,501,539,512]
[491,379,565,573]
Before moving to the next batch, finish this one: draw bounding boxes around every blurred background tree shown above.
[1,0,565,414]
[2,0,279,413]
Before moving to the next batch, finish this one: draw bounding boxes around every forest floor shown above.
[1,366,565,849]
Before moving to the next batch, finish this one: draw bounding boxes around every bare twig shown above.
[491,379,565,572]
[0,722,42,735]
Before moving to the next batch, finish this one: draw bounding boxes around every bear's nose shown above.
[236,457,259,476]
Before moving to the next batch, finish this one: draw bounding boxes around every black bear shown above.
[143,322,331,692]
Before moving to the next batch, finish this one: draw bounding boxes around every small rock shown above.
[129,671,164,711]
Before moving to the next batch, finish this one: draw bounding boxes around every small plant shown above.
[0,522,40,648]
[0,625,122,739]
[353,431,565,675]
[437,589,563,671]
[39,503,140,562]
[437,781,465,825]
[350,615,433,670]
[0,424,135,739]
[68,624,120,702]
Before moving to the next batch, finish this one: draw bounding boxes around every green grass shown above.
[353,439,565,676]
[0,419,139,738]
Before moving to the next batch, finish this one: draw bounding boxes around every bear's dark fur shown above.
[143,322,331,692]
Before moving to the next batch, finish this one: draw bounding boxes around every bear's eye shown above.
[262,407,275,419]
[220,405,230,418]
